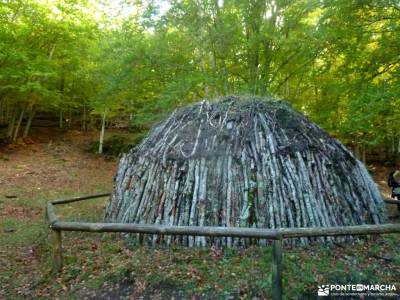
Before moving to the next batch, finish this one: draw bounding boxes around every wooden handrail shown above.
[51,192,111,205]
[46,202,57,225]
[49,220,400,238]
[45,193,400,300]
[51,221,282,238]
[384,198,400,205]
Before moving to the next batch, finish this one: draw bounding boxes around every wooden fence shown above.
[46,193,400,300]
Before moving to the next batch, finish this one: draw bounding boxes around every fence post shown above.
[51,229,63,273]
[272,238,283,300]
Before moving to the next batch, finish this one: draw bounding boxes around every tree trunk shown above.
[209,51,219,97]
[7,108,17,139]
[5,100,10,123]
[13,105,26,142]
[362,143,367,165]
[222,65,229,95]
[59,110,63,129]
[98,109,106,154]
[67,107,72,128]
[0,98,4,125]
[23,106,36,139]
[200,50,209,98]
[396,138,400,165]
[82,102,87,131]
[353,136,361,160]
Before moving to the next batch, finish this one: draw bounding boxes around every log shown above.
[47,202,57,224]
[52,221,280,239]
[279,223,400,238]
[384,198,400,205]
[272,239,283,300]
[51,192,111,205]
[51,222,400,239]
[51,230,62,273]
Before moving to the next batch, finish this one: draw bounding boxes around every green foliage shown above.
[0,0,99,108]
[0,0,399,157]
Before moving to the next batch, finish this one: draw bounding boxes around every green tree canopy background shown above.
[0,0,399,160]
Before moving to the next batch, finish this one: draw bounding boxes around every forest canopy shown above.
[0,0,399,161]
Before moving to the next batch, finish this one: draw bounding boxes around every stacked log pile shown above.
[105,96,387,246]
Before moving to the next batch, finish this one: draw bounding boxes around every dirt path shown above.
[0,127,116,200]
[0,128,118,299]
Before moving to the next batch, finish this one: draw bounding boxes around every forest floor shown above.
[0,127,399,299]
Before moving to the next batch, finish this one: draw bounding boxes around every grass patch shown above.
[0,218,45,246]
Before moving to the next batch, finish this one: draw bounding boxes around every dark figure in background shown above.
[388,170,400,212]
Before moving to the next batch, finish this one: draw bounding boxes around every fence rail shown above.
[46,193,400,300]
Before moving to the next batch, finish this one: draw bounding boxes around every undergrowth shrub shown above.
[87,133,146,156]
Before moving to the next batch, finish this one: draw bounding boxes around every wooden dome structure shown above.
[105,96,387,246]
